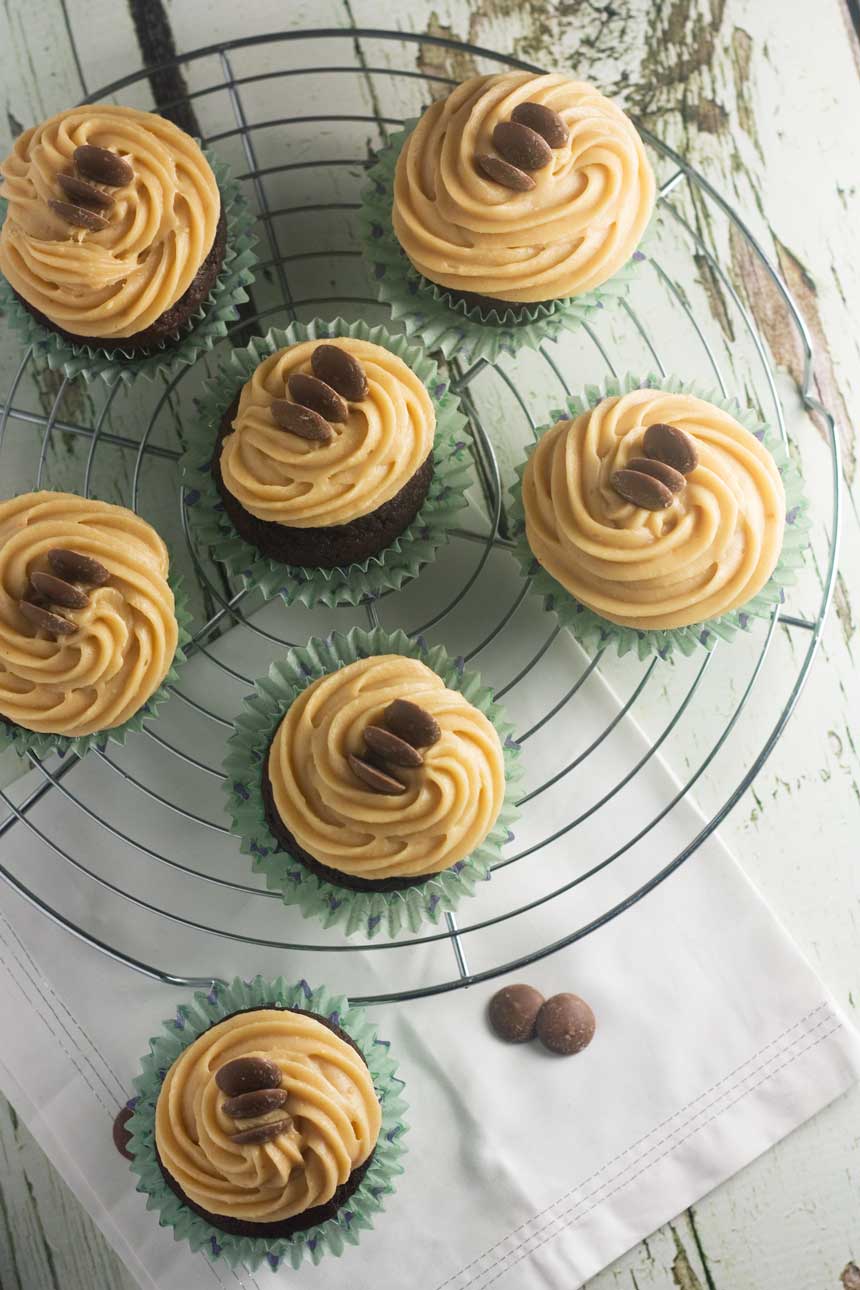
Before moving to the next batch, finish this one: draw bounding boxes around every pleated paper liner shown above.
[359,122,650,364]
[126,976,408,1272]
[0,573,192,759]
[0,148,257,387]
[224,626,522,939]
[182,318,472,609]
[508,373,810,660]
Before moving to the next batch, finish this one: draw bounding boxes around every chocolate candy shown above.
[112,1106,135,1160]
[222,1087,290,1119]
[535,993,596,1056]
[642,422,699,475]
[30,570,90,609]
[383,699,441,749]
[348,753,406,795]
[288,373,348,424]
[364,725,424,768]
[475,154,536,192]
[230,1116,293,1146]
[48,199,110,232]
[57,172,115,209]
[492,121,552,171]
[610,468,675,511]
[488,984,545,1043]
[271,399,334,443]
[311,344,368,402]
[625,456,686,495]
[73,144,134,188]
[48,548,110,586]
[511,101,569,148]
[214,1055,281,1098]
[18,599,77,637]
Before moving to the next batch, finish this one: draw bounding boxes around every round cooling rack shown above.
[0,28,840,1005]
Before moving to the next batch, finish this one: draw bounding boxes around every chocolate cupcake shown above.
[0,490,183,750]
[212,335,436,572]
[155,1004,381,1237]
[0,105,253,379]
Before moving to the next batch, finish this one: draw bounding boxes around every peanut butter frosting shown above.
[0,492,178,736]
[0,105,220,338]
[522,389,786,631]
[219,338,436,528]
[268,655,506,880]
[155,1008,381,1223]
[392,72,655,304]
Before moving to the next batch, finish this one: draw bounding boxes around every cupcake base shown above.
[212,394,435,570]
[423,280,543,321]
[261,756,433,892]
[11,208,227,355]
[155,1003,377,1239]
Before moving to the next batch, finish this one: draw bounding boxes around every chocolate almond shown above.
[214,1056,281,1097]
[475,154,536,192]
[48,548,110,586]
[364,725,424,768]
[626,456,686,495]
[642,422,699,475]
[271,399,334,443]
[288,373,348,424]
[492,120,552,171]
[488,984,545,1043]
[383,698,441,749]
[222,1087,290,1119]
[48,199,110,232]
[535,993,596,1056]
[73,144,134,188]
[511,101,569,148]
[57,172,114,209]
[348,753,406,795]
[610,469,675,511]
[230,1117,293,1146]
[19,600,77,637]
[30,571,90,609]
[311,344,368,402]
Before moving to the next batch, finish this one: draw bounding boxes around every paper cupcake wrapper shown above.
[509,372,811,660]
[224,626,522,938]
[0,147,257,387]
[126,975,408,1272]
[182,318,472,609]
[0,573,193,759]
[359,123,650,363]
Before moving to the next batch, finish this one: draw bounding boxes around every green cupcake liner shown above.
[359,122,651,363]
[126,975,408,1272]
[0,572,192,758]
[0,147,257,387]
[224,626,522,939]
[508,372,810,660]
[182,318,472,609]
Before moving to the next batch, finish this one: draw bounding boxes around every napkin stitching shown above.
[0,911,126,1108]
[448,1013,841,1290]
[436,1003,834,1290]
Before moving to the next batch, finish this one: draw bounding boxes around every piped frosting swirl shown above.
[392,72,655,304]
[522,389,786,631]
[155,1008,380,1223]
[0,492,178,736]
[219,338,435,528]
[0,105,220,338]
[268,654,506,880]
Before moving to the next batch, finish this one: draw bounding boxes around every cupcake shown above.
[0,491,182,749]
[225,629,521,937]
[516,383,791,653]
[0,105,254,379]
[127,977,407,1270]
[362,72,654,359]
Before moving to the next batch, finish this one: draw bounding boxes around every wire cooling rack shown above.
[0,29,840,1005]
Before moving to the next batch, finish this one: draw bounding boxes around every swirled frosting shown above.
[392,72,655,303]
[156,1008,380,1223]
[522,389,786,631]
[0,105,220,338]
[269,655,506,880]
[219,338,436,527]
[0,492,178,736]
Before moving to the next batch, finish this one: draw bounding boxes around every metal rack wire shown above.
[0,28,839,1005]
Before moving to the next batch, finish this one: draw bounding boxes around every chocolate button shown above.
[270,399,334,443]
[18,600,77,637]
[511,101,569,148]
[48,199,110,232]
[642,422,699,475]
[112,1106,135,1161]
[610,468,675,511]
[383,699,441,749]
[57,172,115,209]
[30,570,90,609]
[214,1056,281,1097]
[626,456,686,495]
[222,1087,290,1119]
[475,154,536,192]
[364,725,424,768]
[230,1116,293,1146]
[348,753,406,795]
[488,984,545,1043]
[535,993,596,1056]
[311,344,368,402]
[73,144,134,188]
[492,121,552,171]
[288,373,348,424]
[48,548,110,586]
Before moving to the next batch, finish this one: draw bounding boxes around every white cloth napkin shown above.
[0,609,857,1290]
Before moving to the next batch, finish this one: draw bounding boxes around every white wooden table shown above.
[0,2,859,1287]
